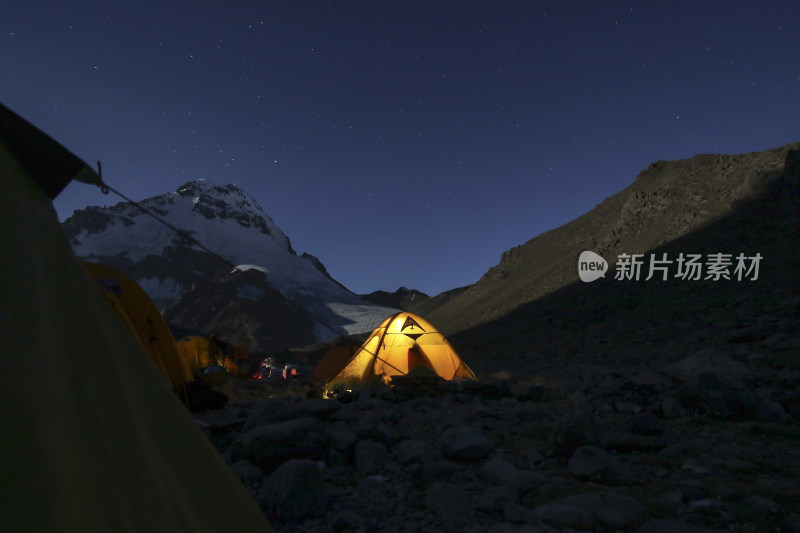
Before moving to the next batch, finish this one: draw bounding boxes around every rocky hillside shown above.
[426,143,800,334]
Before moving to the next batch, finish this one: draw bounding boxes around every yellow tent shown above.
[83,261,194,388]
[176,335,252,380]
[324,312,476,392]
[311,338,362,384]
[0,102,273,532]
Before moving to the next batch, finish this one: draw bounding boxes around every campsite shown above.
[3,99,800,532]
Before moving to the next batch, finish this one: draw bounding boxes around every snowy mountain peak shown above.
[62,179,397,349]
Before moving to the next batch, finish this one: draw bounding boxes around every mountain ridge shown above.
[425,142,800,333]
[62,178,396,351]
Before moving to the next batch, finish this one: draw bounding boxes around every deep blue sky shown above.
[2,1,798,296]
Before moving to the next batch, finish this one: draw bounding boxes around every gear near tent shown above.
[324,311,476,393]
[0,102,273,532]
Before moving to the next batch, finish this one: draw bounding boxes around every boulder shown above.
[438,425,495,461]
[260,459,327,521]
[567,446,634,485]
[230,416,329,473]
[532,492,648,529]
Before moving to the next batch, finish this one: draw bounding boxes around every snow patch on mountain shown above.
[64,178,398,343]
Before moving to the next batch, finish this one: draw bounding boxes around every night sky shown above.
[2,1,798,296]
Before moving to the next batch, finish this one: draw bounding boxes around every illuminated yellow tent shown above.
[311,338,362,384]
[0,102,273,532]
[324,312,476,391]
[83,261,194,388]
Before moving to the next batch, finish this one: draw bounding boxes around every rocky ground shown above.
[189,153,800,532]
[194,316,800,532]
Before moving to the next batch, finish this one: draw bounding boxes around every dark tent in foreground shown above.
[0,102,273,532]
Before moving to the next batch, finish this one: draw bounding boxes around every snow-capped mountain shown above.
[62,179,396,350]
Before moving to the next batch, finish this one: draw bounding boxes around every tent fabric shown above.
[311,338,362,384]
[324,312,476,391]
[83,261,194,388]
[0,102,100,199]
[0,125,272,531]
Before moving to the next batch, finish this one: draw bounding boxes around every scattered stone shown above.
[550,410,603,457]
[327,424,358,456]
[615,401,642,414]
[483,457,548,490]
[724,323,777,343]
[260,459,327,521]
[724,458,757,472]
[230,416,329,473]
[229,459,263,483]
[784,514,800,533]
[354,440,389,474]
[394,438,427,465]
[438,425,495,461]
[478,486,518,512]
[241,397,290,431]
[627,412,666,435]
[662,348,749,386]
[425,481,474,522]
[531,492,648,530]
[637,518,728,532]
[680,372,762,420]
[661,397,686,419]
[742,495,783,513]
[567,445,634,485]
[287,398,341,420]
[331,509,361,531]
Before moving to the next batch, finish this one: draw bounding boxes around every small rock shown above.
[230,416,329,473]
[242,397,289,431]
[229,460,263,483]
[662,348,749,386]
[438,425,495,461]
[758,400,792,422]
[567,446,634,485]
[532,492,648,529]
[425,481,474,522]
[394,438,427,465]
[354,440,389,474]
[724,323,777,343]
[331,509,361,531]
[503,503,538,524]
[627,412,666,435]
[551,410,603,457]
[478,486,518,512]
[327,425,358,456]
[638,518,727,532]
[615,401,642,414]
[260,459,327,521]
[784,514,800,533]
[724,458,757,472]
[742,495,783,513]
[287,398,341,420]
[652,490,682,507]
[661,397,686,419]
[483,457,548,490]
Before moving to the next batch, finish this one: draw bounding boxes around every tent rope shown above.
[91,169,344,338]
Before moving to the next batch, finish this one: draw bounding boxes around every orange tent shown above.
[324,312,476,392]
[83,261,193,388]
[311,338,362,384]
